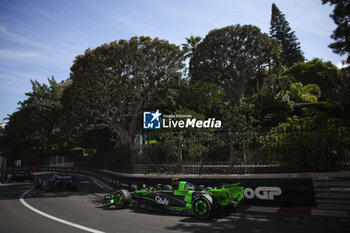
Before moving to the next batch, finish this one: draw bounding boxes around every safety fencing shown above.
[6,126,350,175]
[76,126,350,174]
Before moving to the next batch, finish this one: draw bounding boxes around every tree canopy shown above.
[68,36,185,146]
[2,2,349,172]
[6,77,62,154]
[190,24,281,103]
[270,3,305,67]
[322,0,350,64]
[287,58,340,101]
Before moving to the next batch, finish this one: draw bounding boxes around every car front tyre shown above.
[114,189,131,209]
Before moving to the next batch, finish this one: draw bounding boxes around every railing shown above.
[8,127,350,174]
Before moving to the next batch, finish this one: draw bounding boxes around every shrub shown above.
[262,115,349,171]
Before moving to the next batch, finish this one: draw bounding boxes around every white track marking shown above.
[20,188,105,233]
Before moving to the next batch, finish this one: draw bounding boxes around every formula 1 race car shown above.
[102,181,244,220]
[35,174,78,192]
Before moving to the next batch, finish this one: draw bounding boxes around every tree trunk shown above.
[118,129,133,147]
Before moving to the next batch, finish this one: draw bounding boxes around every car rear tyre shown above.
[192,195,213,220]
[114,189,131,209]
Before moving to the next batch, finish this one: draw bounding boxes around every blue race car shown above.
[36,174,78,192]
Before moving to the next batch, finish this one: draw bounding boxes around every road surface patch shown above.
[19,187,105,233]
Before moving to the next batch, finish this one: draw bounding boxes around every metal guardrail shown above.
[313,177,350,210]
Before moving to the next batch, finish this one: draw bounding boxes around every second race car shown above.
[35,174,78,192]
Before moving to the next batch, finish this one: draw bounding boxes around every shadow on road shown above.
[165,211,350,233]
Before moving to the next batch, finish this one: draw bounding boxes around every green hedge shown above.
[262,116,349,170]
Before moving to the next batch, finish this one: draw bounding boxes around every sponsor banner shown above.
[234,179,315,207]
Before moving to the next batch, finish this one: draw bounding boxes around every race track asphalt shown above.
[0,174,349,233]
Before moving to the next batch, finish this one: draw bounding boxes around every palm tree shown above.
[181,35,202,59]
[287,82,321,103]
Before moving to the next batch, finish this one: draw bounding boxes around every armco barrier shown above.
[7,166,316,207]
[93,170,316,207]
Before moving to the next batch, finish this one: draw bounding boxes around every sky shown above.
[0,0,346,122]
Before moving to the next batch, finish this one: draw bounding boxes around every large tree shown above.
[190,24,281,103]
[6,77,62,153]
[68,36,184,146]
[322,0,350,64]
[270,3,305,67]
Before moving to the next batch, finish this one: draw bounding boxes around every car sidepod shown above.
[131,190,191,212]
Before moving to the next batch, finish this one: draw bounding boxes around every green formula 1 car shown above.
[102,181,244,219]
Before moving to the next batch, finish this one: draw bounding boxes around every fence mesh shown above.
[9,126,350,174]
